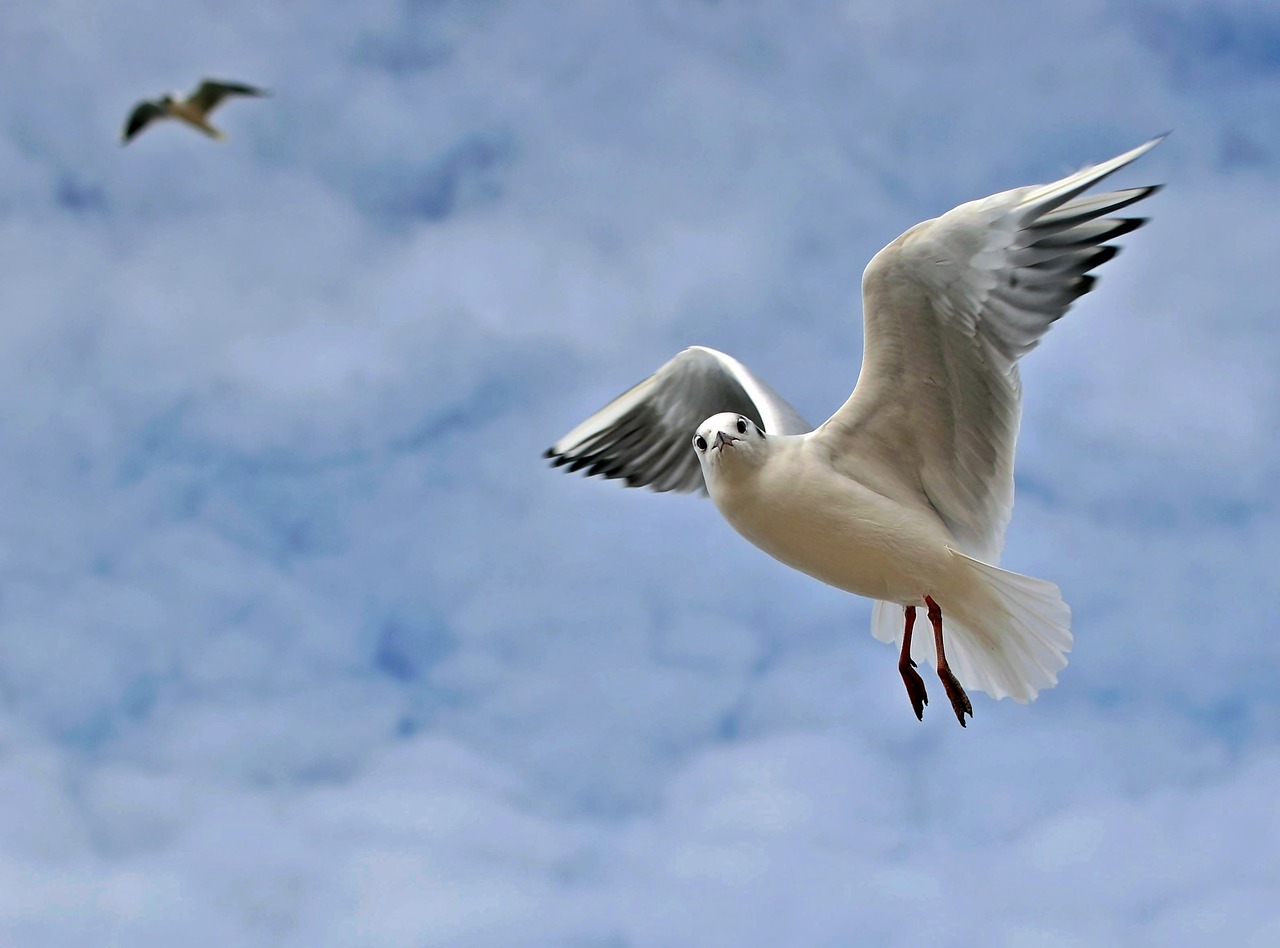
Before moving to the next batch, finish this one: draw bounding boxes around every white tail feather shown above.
[869,551,1072,703]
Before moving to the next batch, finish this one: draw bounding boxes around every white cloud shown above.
[0,0,1277,944]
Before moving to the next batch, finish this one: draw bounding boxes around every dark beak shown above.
[714,431,736,450]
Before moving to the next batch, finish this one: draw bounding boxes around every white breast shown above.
[706,436,960,606]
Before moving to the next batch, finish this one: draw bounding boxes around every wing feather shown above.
[547,346,811,494]
[188,79,269,113]
[121,100,166,143]
[814,137,1162,562]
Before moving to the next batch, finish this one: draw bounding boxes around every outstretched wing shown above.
[815,137,1162,562]
[546,345,812,494]
[187,79,269,114]
[121,100,167,143]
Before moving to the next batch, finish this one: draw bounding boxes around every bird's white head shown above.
[693,412,768,487]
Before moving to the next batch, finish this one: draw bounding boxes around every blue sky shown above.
[1,0,1278,944]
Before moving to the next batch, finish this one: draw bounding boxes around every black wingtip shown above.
[1082,244,1119,272]
[544,447,578,469]
[1105,217,1147,242]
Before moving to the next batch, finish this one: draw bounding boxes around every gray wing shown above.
[546,345,812,494]
[187,79,269,113]
[121,100,167,143]
[815,137,1162,562]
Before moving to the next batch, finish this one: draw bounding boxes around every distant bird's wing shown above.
[121,100,168,143]
[546,345,812,494]
[815,137,1163,563]
[187,79,269,114]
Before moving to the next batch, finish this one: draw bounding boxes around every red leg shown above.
[898,606,928,720]
[925,596,973,726]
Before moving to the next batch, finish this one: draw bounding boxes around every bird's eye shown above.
[694,435,707,452]
[736,417,748,434]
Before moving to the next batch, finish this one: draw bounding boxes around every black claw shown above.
[899,662,929,721]
[938,667,973,727]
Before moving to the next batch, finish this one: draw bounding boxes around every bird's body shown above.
[547,138,1162,724]
[161,98,226,139]
[121,79,268,144]
[704,427,957,607]
[694,410,1070,715]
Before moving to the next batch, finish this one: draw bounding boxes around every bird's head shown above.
[693,412,768,485]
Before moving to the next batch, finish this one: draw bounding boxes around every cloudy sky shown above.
[1,0,1278,944]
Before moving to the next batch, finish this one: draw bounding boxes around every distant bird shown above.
[547,137,1163,726]
[121,79,269,144]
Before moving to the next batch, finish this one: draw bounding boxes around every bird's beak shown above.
[713,431,738,450]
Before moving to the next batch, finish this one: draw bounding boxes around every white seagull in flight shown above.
[547,137,1163,726]
[121,79,269,144]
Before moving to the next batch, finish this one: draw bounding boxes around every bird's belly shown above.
[711,468,953,605]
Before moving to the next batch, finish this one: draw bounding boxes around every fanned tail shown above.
[870,551,1072,703]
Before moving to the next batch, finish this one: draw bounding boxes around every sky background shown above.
[1,1,1278,945]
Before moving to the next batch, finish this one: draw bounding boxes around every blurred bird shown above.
[547,138,1163,726]
[121,79,269,144]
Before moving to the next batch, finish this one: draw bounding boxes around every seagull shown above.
[546,137,1163,726]
[121,79,269,144]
